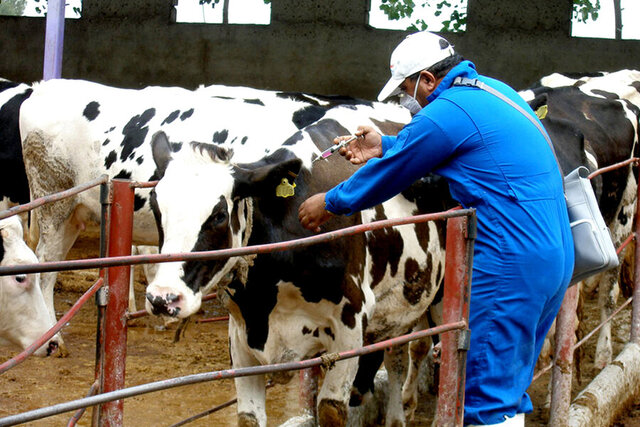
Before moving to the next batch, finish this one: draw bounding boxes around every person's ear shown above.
[420,70,438,91]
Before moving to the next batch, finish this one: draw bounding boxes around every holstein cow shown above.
[519,69,640,369]
[0,79,32,209]
[0,215,59,357]
[144,101,454,426]
[16,78,367,352]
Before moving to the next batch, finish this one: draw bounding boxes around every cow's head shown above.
[0,216,59,356]
[145,131,302,318]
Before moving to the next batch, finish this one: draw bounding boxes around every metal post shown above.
[435,212,475,426]
[43,0,65,80]
[99,180,134,427]
[298,367,319,418]
[93,181,112,426]
[549,284,579,427]
[630,165,640,343]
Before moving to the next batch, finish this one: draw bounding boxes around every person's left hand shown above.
[298,193,334,232]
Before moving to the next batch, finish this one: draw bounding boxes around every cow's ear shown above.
[151,131,173,179]
[232,150,302,200]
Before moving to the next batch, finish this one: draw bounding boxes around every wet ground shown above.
[0,234,638,426]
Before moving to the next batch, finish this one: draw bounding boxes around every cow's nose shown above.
[146,292,182,317]
[46,340,59,356]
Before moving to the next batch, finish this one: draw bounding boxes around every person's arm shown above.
[325,114,457,215]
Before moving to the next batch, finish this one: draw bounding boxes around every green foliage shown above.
[378,0,602,32]
[0,0,27,16]
[379,0,467,32]
[572,0,600,23]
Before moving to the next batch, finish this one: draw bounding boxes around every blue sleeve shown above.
[325,114,458,215]
[381,135,396,153]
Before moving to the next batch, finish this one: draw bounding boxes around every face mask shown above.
[398,74,422,115]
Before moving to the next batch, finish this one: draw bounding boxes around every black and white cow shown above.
[0,79,32,209]
[520,69,640,369]
[144,101,452,426]
[0,215,59,357]
[13,77,372,352]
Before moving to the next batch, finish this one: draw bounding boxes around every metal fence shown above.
[0,177,476,426]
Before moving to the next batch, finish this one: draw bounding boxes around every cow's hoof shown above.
[237,412,260,427]
[318,399,347,427]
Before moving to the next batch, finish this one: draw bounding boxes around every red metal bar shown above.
[129,180,158,189]
[195,316,229,324]
[0,278,104,374]
[587,157,639,179]
[167,381,273,427]
[549,285,579,427]
[0,175,108,221]
[617,233,635,255]
[67,381,99,427]
[100,180,135,427]
[436,213,475,426]
[0,208,473,277]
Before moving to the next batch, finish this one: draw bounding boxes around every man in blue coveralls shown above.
[298,31,574,426]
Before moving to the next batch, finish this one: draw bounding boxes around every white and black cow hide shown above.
[13,77,371,352]
[0,215,59,356]
[0,79,32,209]
[520,69,640,369]
[144,102,452,427]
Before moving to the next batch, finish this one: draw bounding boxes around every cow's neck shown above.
[219,197,255,292]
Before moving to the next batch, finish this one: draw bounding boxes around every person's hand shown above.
[336,125,382,165]
[298,193,334,233]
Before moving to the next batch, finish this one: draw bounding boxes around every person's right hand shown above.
[336,126,382,165]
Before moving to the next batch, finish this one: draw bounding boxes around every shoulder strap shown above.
[453,77,564,177]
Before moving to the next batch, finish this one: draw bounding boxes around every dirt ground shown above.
[1,234,640,426]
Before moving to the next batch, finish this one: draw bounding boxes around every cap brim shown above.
[377,76,404,101]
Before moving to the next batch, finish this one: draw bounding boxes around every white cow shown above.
[17,78,362,351]
[0,215,60,357]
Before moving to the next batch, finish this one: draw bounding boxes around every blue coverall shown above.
[324,61,574,425]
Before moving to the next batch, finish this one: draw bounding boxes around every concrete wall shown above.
[1,0,639,99]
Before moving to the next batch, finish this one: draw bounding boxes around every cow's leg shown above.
[592,173,636,369]
[36,206,88,356]
[318,325,362,427]
[594,268,620,368]
[383,343,409,426]
[229,319,267,427]
[402,323,433,420]
[349,350,384,408]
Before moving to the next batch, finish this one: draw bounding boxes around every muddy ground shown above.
[1,234,639,426]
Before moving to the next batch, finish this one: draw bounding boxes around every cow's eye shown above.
[15,274,27,283]
[212,211,227,226]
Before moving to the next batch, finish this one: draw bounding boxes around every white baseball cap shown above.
[377,31,455,101]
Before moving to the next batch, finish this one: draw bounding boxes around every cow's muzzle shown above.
[146,292,182,317]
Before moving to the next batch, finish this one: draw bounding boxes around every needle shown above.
[313,135,358,163]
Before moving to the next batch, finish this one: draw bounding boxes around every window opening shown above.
[571,0,640,40]
[174,0,270,25]
[368,0,467,33]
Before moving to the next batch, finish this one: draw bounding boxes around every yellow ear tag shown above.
[535,104,548,120]
[276,178,296,198]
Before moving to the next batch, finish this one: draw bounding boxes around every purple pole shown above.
[43,0,66,80]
